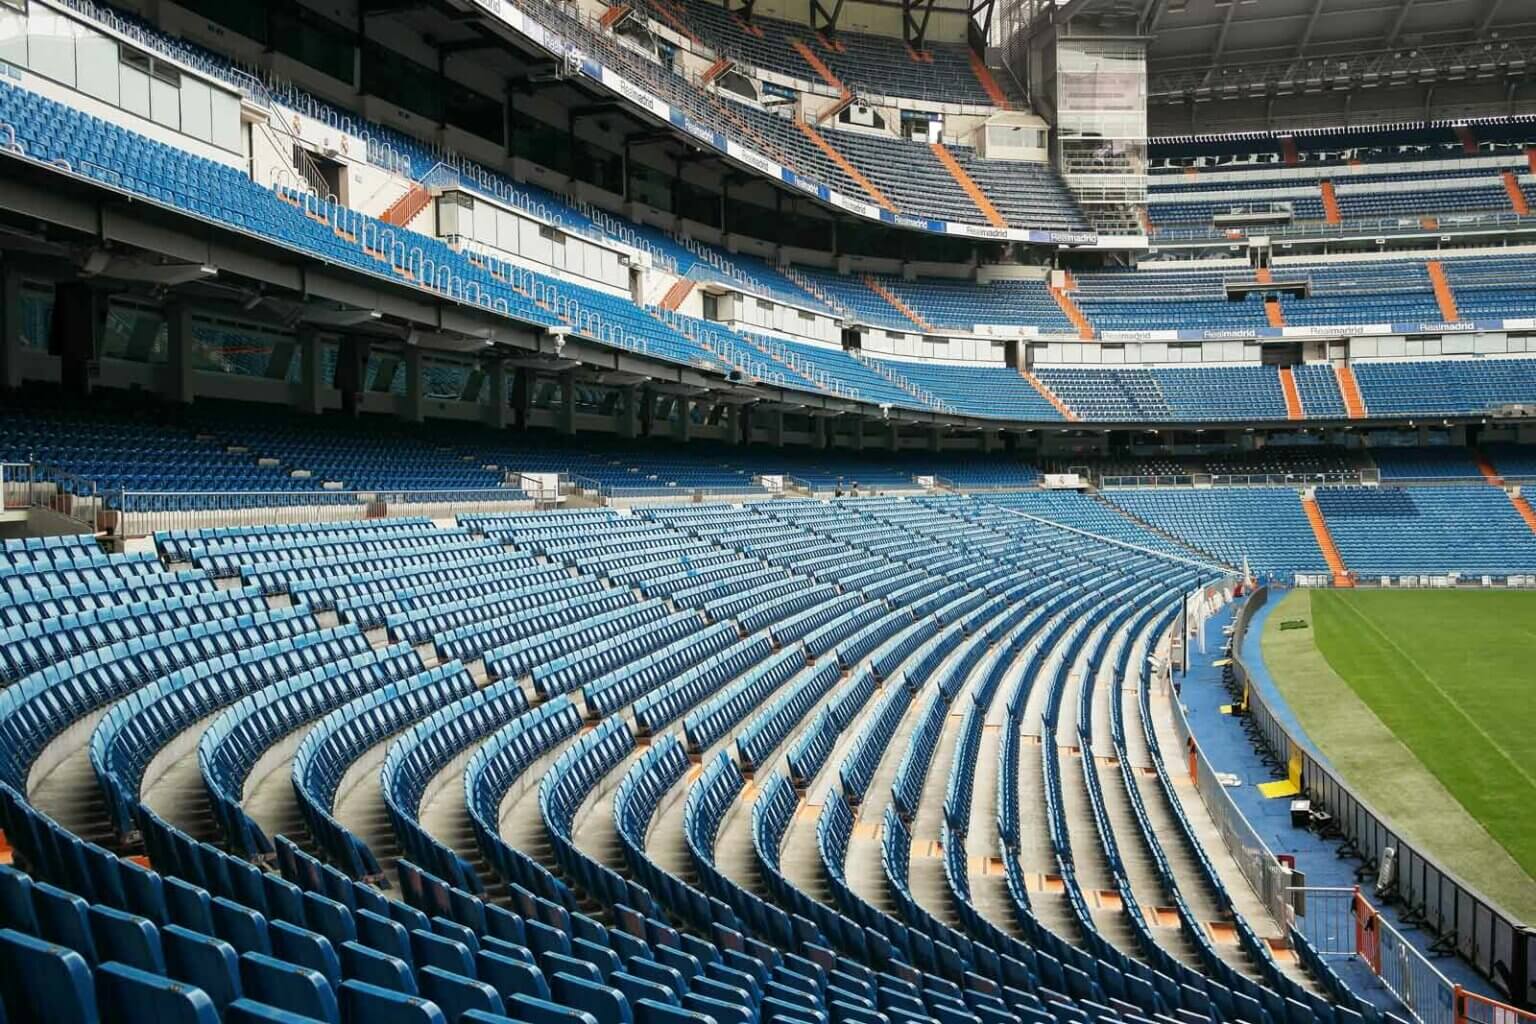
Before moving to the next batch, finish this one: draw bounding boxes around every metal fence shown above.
[1163,588,1297,928]
[113,488,534,537]
[1,462,33,510]
[1234,587,1536,1007]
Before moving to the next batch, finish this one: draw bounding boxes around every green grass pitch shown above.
[1262,588,1536,919]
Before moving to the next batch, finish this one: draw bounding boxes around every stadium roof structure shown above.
[1048,0,1536,125]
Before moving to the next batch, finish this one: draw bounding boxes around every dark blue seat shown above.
[165,878,215,936]
[0,864,39,933]
[552,971,633,1024]
[215,896,273,956]
[357,909,413,966]
[412,929,476,978]
[684,992,752,1024]
[635,998,715,1024]
[505,993,601,1024]
[302,892,356,950]
[34,880,97,962]
[627,957,687,999]
[341,940,416,994]
[226,1000,330,1022]
[0,927,98,1024]
[164,924,243,1014]
[541,950,603,985]
[272,919,341,989]
[90,904,166,973]
[612,971,676,1009]
[420,965,506,1021]
[476,948,550,1002]
[338,979,447,1024]
[432,916,480,954]
[240,951,340,1024]
[95,961,219,1024]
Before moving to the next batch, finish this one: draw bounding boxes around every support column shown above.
[674,396,691,442]
[298,327,324,415]
[618,386,639,439]
[511,368,530,429]
[849,416,863,451]
[50,281,102,398]
[402,344,424,423]
[1,268,23,391]
[166,303,195,405]
[817,415,832,449]
[982,430,998,453]
[887,421,899,451]
[559,369,576,436]
[335,336,369,418]
[929,425,943,451]
[724,403,741,445]
[770,407,785,448]
[485,360,509,429]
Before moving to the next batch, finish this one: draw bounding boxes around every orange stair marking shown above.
[968,52,1010,109]
[1048,284,1094,340]
[659,279,696,311]
[1334,363,1366,419]
[1265,298,1285,328]
[1426,260,1460,321]
[1281,137,1299,166]
[790,39,847,93]
[929,142,1007,228]
[1455,124,1479,154]
[702,57,733,83]
[794,120,897,213]
[1319,180,1341,225]
[1501,170,1530,215]
[1302,495,1353,587]
[862,275,932,332]
[648,0,702,41]
[599,4,630,28]
[381,185,431,227]
[1278,366,1304,420]
[1473,451,1505,486]
[1021,369,1079,421]
[1528,148,1536,175]
[1511,493,1536,534]
[1254,267,1273,285]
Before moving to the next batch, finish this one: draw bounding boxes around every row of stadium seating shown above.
[1,492,1418,1024]
[1149,121,1536,171]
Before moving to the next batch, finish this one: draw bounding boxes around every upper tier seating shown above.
[1031,366,1289,422]
[1100,488,1329,577]
[1351,357,1536,416]
[631,0,1009,107]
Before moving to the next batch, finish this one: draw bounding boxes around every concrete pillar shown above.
[770,407,785,448]
[618,386,639,439]
[511,368,530,429]
[674,396,691,442]
[849,417,863,451]
[887,422,899,451]
[982,430,998,453]
[817,416,831,449]
[1,268,22,391]
[166,302,195,405]
[559,369,576,436]
[403,344,424,423]
[299,327,324,415]
[740,404,755,446]
[485,361,509,429]
[929,425,943,452]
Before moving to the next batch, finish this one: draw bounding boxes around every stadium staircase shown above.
[1512,493,1536,534]
[1501,170,1530,215]
[1278,367,1304,420]
[1318,181,1341,225]
[1301,493,1353,586]
[1473,450,1536,535]
[1334,364,1367,418]
[658,279,696,311]
[1020,369,1079,421]
[1050,272,1095,340]
[968,52,1011,109]
[861,275,933,332]
[1426,261,1460,322]
[794,119,898,212]
[928,142,1008,229]
[380,185,431,228]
